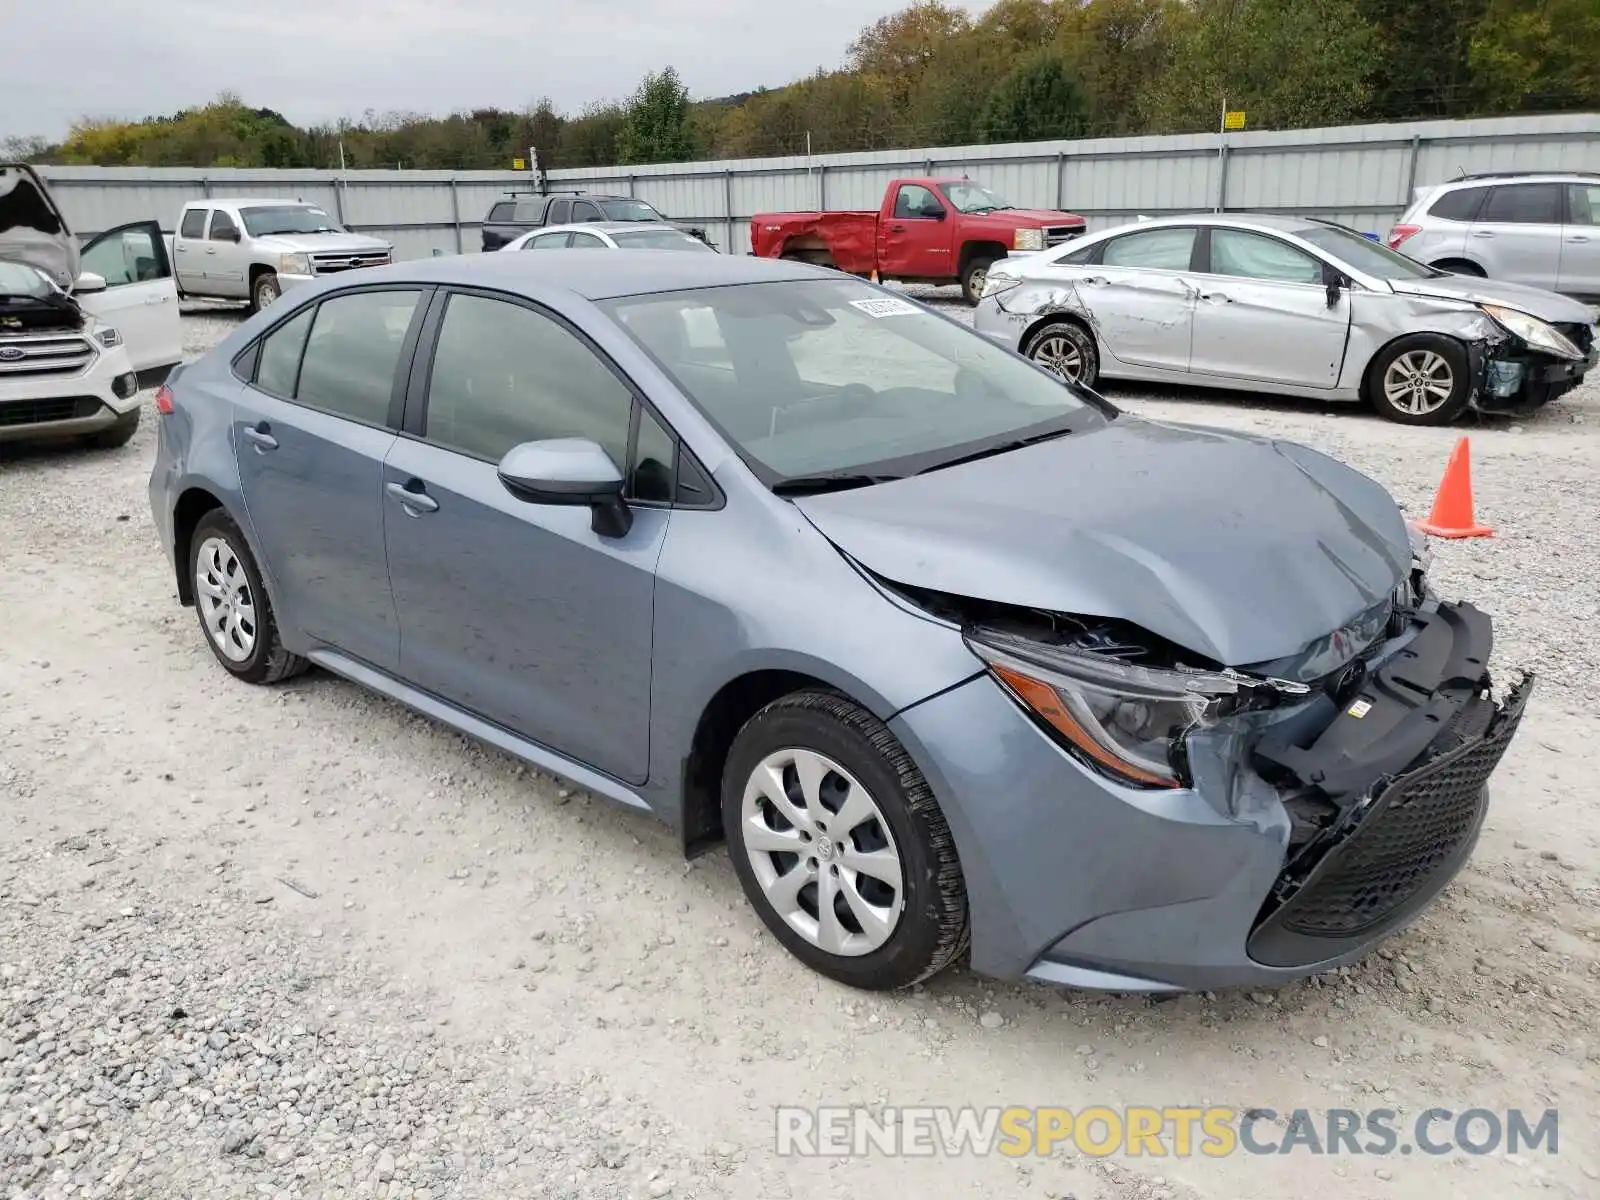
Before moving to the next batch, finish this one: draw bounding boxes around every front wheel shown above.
[1367,334,1471,425]
[722,691,969,990]
[961,256,1000,306]
[1023,320,1100,388]
[249,271,281,314]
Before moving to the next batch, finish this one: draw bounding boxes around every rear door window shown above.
[572,201,605,222]
[291,289,422,425]
[513,200,548,222]
[1427,186,1487,221]
[179,208,208,239]
[1101,227,1196,271]
[1567,184,1600,226]
[1479,184,1562,225]
[547,199,572,224]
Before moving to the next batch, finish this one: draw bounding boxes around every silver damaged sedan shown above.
[149,252,1531,992]
[973,214,1597,424]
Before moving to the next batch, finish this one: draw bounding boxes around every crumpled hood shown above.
[1389,273,1595,325]
[0,163,77,290]
[795,417,1411,669]
[988,207,1086,226]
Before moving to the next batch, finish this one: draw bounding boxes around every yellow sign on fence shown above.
[1223,111,1247,131]
[512,157,526,170]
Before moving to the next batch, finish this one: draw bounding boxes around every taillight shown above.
[1388,224,1421,250]
[154,384,175,415]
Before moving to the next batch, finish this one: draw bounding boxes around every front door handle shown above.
[1081,275,1109,286]
[241,423,277,452]
[1471,231,1495,239]
[386,480,439,515]
[890,224,907,232]
[1199,291,1232,303]
[1569,235,1592,243]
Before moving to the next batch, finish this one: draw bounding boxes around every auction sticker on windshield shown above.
[850,298,922,319]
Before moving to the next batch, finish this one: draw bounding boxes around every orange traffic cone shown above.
[870,268,879,283]
[1412,436,1493,539]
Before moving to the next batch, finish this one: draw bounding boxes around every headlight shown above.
[279,252,313,276]
[93,327,122,349]
[966,628,1245,788]
[980,270,1022,300]
[1479,303,1582,360]
[1013,227,1044,252]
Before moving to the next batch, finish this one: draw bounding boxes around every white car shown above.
[499,221,717,254]
[1,164,182,448]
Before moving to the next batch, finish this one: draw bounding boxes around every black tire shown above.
[188,510,309,685]
[1023,319,1100,388]
[88,407,140,450]
[1429,259,1485,278]
[722,690,969,990]
[248,270,281,315]
[1366,334,1472,426]
[961,255,1001,306]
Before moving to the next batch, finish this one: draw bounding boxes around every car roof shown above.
[1089,212,1318,235]
[527,222,689,236]
[355,249,825,300]
[187,198,322,208]
[1438,172,1597,185]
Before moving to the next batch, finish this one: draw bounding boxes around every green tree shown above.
[617,67,697,165]
[1469,0,1600,113]
[979,49,1090,142]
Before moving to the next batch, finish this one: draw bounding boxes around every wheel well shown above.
[1358,331,1472,407]
[1428,258,1484,276]
[1017,310,1095,356]
[679,669,837,858]
[958,241,1010,274]
[249,263,275,286]
[172,487,225,606]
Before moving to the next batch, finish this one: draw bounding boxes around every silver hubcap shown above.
[739,748,905,957]
[256,280,277,309]
[968,267,987,297]
[195,536,257,663]
[1033,334,1085,381]
[1383,350,1454,415]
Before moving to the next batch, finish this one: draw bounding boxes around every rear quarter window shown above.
[487,202,515,222]
[1426,187,1487,222]
[179,209,208,239]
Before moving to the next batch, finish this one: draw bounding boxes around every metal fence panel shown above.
[35,113,1598,261]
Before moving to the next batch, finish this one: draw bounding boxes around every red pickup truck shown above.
[750,177,1087,304]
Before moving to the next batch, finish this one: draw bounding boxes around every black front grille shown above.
[310,251,390,275]
[1043,226,1085,247]
[0,396,103,427]
[1265,677,1530,944]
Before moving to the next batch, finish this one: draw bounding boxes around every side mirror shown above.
[497,438,632,538]
[73,271,107,294]
[1323,263,1347,308]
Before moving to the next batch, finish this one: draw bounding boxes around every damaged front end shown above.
[885,538,1532,972]
[1451,302,1593,415]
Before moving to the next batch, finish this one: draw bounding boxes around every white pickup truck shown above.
[172,198,393,313]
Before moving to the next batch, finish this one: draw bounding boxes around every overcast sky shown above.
[1,0,984,141]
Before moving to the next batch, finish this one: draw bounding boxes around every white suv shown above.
[1388,172,1600,301]
[1,164,182,448]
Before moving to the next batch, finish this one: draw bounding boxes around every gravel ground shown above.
[2,302,1599,1200]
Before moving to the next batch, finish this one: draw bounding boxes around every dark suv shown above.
[480,192,711,252]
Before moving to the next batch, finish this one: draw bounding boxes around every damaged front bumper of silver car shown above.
[1470,304,1596,414]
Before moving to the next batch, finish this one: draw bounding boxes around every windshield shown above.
[240,205,342,236]
[1297,223,1440,280]
[602,278,1107,485]
[611,228,710,251]
[598,199,666,223]
[0,261,53,298]
[942,182,1014,214]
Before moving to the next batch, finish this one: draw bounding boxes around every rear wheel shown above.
[189,510,308,684]
[1367,334,1471,425]
[722,691,968,990]
[1024,320,1100,388]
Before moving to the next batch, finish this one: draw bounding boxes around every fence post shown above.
[627,174,636,198]
[818,162,827,211]
[202,177,212,199]
[332,178,346,228]
[1055,151,1066,210]
[1216,144,1230,213]
[724,169,735,254]
[449,176,463,253]
[1404,134,1423,203]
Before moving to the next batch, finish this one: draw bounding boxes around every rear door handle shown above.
[1569,235,1592,243]
[241,423,277,452]
[1081,275,1109,286]
[1472,231,1495,239]
[1200,291,1232,303]
[386,480,439,515]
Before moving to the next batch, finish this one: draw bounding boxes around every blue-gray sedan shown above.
[148,251,1531,992]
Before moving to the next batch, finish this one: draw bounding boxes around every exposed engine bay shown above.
[0,261,84,333]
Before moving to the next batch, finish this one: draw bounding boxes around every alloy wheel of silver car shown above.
[194,535,258,663]
[1032,333,1086,382]
[738,747,906,957]
[1382,349,1455,416]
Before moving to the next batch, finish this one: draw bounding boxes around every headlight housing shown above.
[980,270,1022,300]
[279,252,313,276]
[93,326,122,349]
[1013,227,1044,252]
[1479,303,1582,360]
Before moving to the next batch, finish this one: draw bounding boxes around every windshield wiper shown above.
[916,425,1076,475]
[772,471,902,496]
